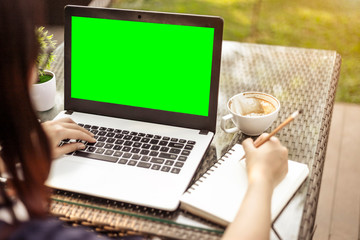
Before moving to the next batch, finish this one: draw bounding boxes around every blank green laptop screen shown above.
[71,16,215,117]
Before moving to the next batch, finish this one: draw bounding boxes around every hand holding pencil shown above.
[241,109,302,160]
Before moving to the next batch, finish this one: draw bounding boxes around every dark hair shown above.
[0,0,51,230]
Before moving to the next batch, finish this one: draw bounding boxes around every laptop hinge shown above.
[199,130,209,135]
[65,110,74,115]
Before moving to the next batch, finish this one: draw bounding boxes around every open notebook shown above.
[180,144,309,226]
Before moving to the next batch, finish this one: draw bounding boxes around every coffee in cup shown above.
[221,92,280,136]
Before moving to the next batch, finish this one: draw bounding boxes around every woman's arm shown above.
[222,134,288,240]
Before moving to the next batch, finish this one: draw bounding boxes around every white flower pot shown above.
[30,70,56,112]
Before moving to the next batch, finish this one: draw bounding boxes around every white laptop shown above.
[46,5,223,211]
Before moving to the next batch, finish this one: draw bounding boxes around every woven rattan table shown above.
[39,41,341,240]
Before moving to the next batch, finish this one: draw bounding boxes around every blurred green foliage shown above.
[112,0,360,103]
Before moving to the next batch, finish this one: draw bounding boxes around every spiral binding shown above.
[186,147,236,194]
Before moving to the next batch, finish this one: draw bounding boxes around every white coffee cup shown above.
[220,92,280,136]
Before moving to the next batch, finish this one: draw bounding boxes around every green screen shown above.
[71,16,214,116]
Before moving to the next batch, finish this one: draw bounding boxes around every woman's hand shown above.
[42,118,96,159]
[242,133,288,190]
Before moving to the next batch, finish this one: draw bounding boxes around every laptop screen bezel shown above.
[64,5,223,133]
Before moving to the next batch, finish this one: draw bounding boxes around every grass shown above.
[111,0,360,103]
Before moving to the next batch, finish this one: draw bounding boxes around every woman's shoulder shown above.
[1,218,147,240]
[1,218,107,240]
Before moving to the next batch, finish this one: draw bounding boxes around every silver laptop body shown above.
[46,5,223,211]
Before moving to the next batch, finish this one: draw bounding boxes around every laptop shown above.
[46,5,223,211]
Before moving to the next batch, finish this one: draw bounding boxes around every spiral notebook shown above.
[180,144,309,226]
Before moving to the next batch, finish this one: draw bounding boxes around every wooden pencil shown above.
[240,109,303,160]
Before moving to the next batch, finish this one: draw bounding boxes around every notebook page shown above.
[180,144,309,226]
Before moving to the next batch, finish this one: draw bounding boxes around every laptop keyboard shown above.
[60,123,196,174]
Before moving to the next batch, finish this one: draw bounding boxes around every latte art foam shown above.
[230,96,276,117]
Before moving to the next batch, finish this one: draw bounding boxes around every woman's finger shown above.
[253,133,270,146]
[61,122,94,137]
[58,128,96,143]
[242,138,256,153]
[54,142,85,158]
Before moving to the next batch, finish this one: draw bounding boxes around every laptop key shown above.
[171,168,181,174]
[122,130,130,134]
[161,166,170,172]
[91,126,99,129]
[159,153,177,160]
[146,134,154,138]
[122,146,131,152]
[95,148,105,154]
[118,159,128,164]
[107,128,114,132]
[123,135,132,140]
[138,133,146,137]
[174,162,184,168]
[131,154,141,160]
[123,141,133,146]
[98,137,107,142]
[141,144,151,149]
[168,142,184,149]
[133,142,142,148]
[137,162,151,169]
[131,148,141,153]
[141,156,151,162]
[105,150,114,155]
[187,140,196,145]
[141,138,150,143]
[150,139,159,144]
[132,136,141,141]
[115,139,124,145]
[184,145,194,150]
[150,157,164,164]
[106,132,115,137]
[78,123,84,127]
[140,149,150,155]
[181,150,191,156]
[179,139,186,143]
[106,138,115,143]
[115,134,124,139]
[130,132,138,135]
[159,141,168,146]
[150,145,160,151]
[169,148,181,154]
[98,131,106,136]
[160,147,169,152]
[113,145,121,151]
[154,135,161,139]
[149,151,159,157]
[163,137,170,141]
[127,160,137,166]
[122,153,132,158]
[165,160,174,166]
[86,147,96,152]
[90,130,98,135]
[178,156,187,161]
[104,144,114,149]
[113,151,123,157]
[95,142,105,148]
[74,151,118,163]
[151,164,161,170]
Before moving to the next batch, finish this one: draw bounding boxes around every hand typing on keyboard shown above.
[42,118,96,159]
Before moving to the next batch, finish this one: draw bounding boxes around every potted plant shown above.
[30,26,57,112]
